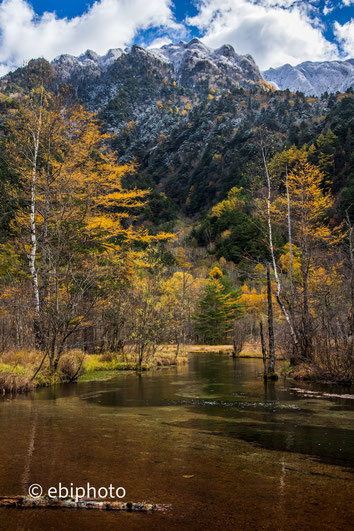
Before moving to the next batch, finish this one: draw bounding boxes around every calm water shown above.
[0,354,353,530]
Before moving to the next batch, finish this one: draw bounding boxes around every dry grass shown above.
[0,349,42,368]
[157,343,261,357]
[57,350,86,381]
[0,350,41,394]
[83,348,187,373]
[1,342,271,395]
[0,349,87,393]
[186,345,234,354]
[183,342,282,359]
[154,351,188,366]
[0,372,34,394]
[292,361,353,384]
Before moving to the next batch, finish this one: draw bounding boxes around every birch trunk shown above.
[267,263,275,375]
[260,318,267,379]
[29,160,40,316]
[29,99,43,349]
[262,146,298,348]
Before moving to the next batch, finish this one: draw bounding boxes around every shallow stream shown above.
[0,354,353,530]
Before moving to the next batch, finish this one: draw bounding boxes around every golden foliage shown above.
[211,187,244,218]
[209,266,223,279]
[273,160,343,247]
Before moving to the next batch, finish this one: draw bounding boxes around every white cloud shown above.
[334,19,354,57]
[0,0,350,76]
[187,0,339,69]
[0,0,182,76]
[147,36,173,48]
[323,5,334,15]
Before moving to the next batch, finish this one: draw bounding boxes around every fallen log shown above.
[0,496,157,511]
[291,388,354,400]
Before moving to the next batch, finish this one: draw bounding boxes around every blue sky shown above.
[0,0,352,76]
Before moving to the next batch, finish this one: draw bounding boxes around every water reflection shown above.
[21,408,37,494]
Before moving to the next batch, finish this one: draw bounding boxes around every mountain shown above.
[52,45,354,99]
[0,40,353,222]
[52,39,263,100]
[263,59,354,96]
[149,39,262,88]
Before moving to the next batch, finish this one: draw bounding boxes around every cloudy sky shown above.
[0,0,352,75]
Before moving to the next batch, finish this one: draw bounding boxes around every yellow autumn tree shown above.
[272,155,343,360]
[211,187,245,218]
[240,284,267,318]
[161,257,205,356]
[3,87,172,372]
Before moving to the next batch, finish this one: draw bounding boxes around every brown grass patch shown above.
[57,350,86,381]
[0,372,34,394]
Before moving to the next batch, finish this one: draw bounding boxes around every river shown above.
[0,354,353,530]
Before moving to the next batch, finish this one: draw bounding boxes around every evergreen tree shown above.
[194,266,243,344]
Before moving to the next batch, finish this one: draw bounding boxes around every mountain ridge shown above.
[50,39,354,98]
[52,38,264,96]
[263,58,354,96]
[2,38,353,98]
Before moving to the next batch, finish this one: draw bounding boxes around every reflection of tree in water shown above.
[263,381,277,402]
[21,409,37,495]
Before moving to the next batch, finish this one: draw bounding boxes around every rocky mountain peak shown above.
[150,39,262,86]
[79,49,100,63]
[215,44,236,59]
[185,38,210,51]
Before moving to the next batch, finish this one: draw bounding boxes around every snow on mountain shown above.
[52,48,123,81]
[52,38,262,90]
[53,39,354,99]
[263,59,354,96]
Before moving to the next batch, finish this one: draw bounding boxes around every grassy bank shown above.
[0,342,289,395]
[288,362,353,385]
[186,342,284,359]
[0,347,188,395]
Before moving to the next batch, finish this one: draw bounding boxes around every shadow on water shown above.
[163,415,354,468]
[58,353,354,469]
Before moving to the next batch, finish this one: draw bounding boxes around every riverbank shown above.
[0,348,188,395]
[2,342,346,396]
[290,362,353,385]
[0,342,278,394]
[187,342,284,359]
[0,341,287,395]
